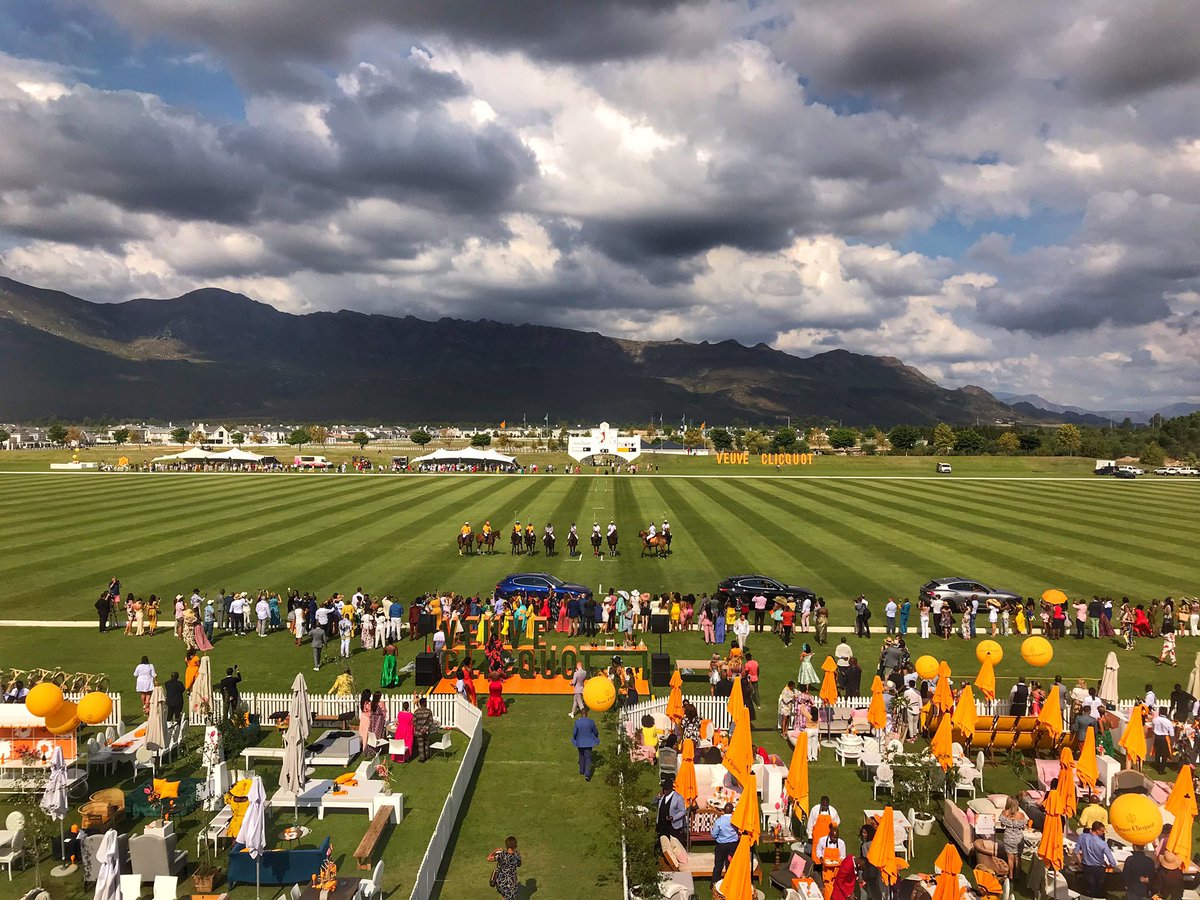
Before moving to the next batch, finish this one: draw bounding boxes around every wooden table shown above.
[300,877,361,899]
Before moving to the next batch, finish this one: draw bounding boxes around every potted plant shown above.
[889,751,947,836]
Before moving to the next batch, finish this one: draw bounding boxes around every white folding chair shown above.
[120,873,143,900]
[359,859,385,898]
[152,875,178,900]
[429,731,453,760]
[873,763,894,800]
[388,738,407,759]
[133,746,158,778]
[975,750,987,790]
[835,734,862,766]
[103,726,118,744]
[0,830,25,880]
[953,771,977,800]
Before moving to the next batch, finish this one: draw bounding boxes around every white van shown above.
[293,455,331,469]
[936,462,952,474]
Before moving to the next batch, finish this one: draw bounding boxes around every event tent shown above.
[152,446,222,462]
[411,447,518,467]
[222,447,265,462]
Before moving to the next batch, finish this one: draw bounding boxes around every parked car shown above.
[936,462,952,474]
[919,577,1022,613]
[495,573,592,602]
[1114,469,1137,479]
[1154,467,1179,475]
[716,574,816,606]
[293,455,330,469]
[1117,465,1144,476]
[1179,467,1199,476]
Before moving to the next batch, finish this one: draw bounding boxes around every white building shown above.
[566,422,642,463]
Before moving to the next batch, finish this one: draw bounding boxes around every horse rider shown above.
[662,520,671,550]
[646,521,657,540]
[513,521,522,537]
[591,523,602,555]
[607,520,617,540]
[544,522,555,540]
[459,521,472,555]
[568,523,578,543]
[483,521,492,536]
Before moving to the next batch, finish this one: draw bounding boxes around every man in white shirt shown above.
[352,587,364,607]
[733,613,751,650]
[807,799,840,838]
[229,593,246,635]
[1145,686,1158,709]
[255,596,270,636]
[1151,707,1176,772]
[885,599,898,635]
[903,684,923,738]
[752,593,769,632]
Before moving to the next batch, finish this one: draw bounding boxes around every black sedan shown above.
[716,574,816,606]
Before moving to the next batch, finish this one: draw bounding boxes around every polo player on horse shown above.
[510,521,523,556]
[606,520,619,556]
[458,522,474,556]
[640,522,667,558]
[478,520,496,554]
[566,523,579,557]
[524,523,537,555]
[662,519,672,554]
[591,523,603,557]
[542,522,556,556]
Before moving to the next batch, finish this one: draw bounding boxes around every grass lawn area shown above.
[0,464,1197,897]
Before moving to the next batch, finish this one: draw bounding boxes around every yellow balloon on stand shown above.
[976,640,1003,664]
[1109,794,1164,846]
[583,676,616,712]
[45,700,79,735]
[1021,636,1054,667]
[25,682,64,718]
[77,691,114,726]
[914,656,939,680]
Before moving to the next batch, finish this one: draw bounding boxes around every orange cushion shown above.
[153,778,180,799]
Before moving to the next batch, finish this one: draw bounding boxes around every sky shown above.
[0,1,1198,408]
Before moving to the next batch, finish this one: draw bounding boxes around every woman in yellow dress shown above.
[146,596,159,634]
[725,604,737,630]
[669,594,682,632]
[184,649,200,690]
[476,609,491,646]
[429,595,443,631]
[1014,604,1026,635]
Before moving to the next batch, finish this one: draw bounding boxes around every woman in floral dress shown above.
[488,836,522,900]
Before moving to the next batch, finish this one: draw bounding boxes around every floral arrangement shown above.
[142,786,175,822]
[374,762,394,791]
[311,848,338,890]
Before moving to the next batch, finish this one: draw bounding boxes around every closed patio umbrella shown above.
[866,806,907,888]
[867,678,887,734]
[1120,705,1147,768]
[287,672,312,743]
[1037,685,1063,740]
[1187,652,1200,700]
[785,732,809,814]
[189,655,214,722]
[1165,801,1194,858]
[1077,729,1098,793]
[236,775,267,899]
[819,657,838,739]
[92,829,122,900]
[932,661,954,713]
[951,685,977,743]
[730,770,760,844]
[723,706,754,788]
[1099,652,1120,706]
[727,675,747,721]
[1055,747,1077,819]
[931,713,954,770]
[41,745,69,859]
[666,670,684,723]
[145,684,167,750]
[1038,789,1065,871]
[931,844,964,900]
[674,738,698,808]
[717,833,756,900]
[974,658,996,701]
[1165,764,1197,819]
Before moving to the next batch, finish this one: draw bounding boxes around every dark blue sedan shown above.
[495,573,593,601]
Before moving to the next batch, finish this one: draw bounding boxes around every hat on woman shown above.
[1160,851,1183,871]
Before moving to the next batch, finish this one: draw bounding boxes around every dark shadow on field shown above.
[427,727,491,900]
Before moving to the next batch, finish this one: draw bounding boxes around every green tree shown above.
[682,427,704,450]
[772,426,799,451]
[931,422,955,454]
[1139,441,1166,467]
[410,429,432,447]
[231,431,245,445]
[495,432,512,450]
[169,426,190,445]
[471,432,492,448]
[887,424,923,453]
[827,426,859,449]
[111,428,130,447]
[643,423,659,445]
[743,429,769,454]
[995,432,1020,455]
[709,428,734,452]
[309,425,329,446]
[953,428,986,455]
[0,428,9,445]
[287,428,312,451]
[1055,423,1082,456]
[1018,432,1042,453]
[48,424,69,446]
[352,431,370,450]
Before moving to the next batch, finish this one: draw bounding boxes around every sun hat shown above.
[1160,851,1183,871]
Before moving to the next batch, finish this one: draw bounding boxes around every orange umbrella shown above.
[1055,747,1077,819]
[932,661,954,712]
[666,669,684,722]
[730,770,761,844]
[973,868,1004,898]
[1165,764,1198,819]
[866,806,908,886]
[1076,728,1098,792]
[934,842,962,875]
[819,657,839,707]
[1120,705,1147,767]
[723,705,754,787]
[951,684,977,742]
[1165,803,1194,858]
[674,738,698,807]
[718,833,755,900]
[868,678,887,732]
[785,731,809,814]
[727,675,747,721]
[1037,684,1063,739]
[1038,789,1065,870]
[974,658,996,701]
[931,712,954,770]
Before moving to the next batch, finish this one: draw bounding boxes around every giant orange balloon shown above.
[77,691,113,726]
[583,676,616,712]
[1021,636,1054,667]
[976,640,1003,664]
[45,700,78,735]
[25,682,64,718]
[1109,794,1164,847]
[915,656,939,680]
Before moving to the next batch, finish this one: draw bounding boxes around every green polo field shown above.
[1,463,1199,899]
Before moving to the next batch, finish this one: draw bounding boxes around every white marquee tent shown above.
[153,446,266,463]
[411,447,518,467]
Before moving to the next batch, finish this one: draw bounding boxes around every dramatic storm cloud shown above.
[0,0,1198,407]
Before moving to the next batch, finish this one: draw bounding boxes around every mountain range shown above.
[0,276,1026,425]
[992,393,1200,426]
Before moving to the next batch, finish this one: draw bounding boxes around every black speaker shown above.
[415,652,440,686]
[651,653,671,687]
[418,613,436,636]
[650,614,670,635]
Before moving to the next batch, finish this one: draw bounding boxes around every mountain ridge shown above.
[0,276,1019,425]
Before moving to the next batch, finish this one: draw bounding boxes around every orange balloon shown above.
[1109,794,1163,847]
[25,682,64,718]
[45,700,79,735]
[976,640,1003,664]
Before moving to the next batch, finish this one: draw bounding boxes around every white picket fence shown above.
[408,696,484,900]
[193,691,460,729]
[619,692,1142,730]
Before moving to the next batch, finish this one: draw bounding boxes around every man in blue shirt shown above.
[711,803,739,882]
[571,707,599,780]
[388,597,404,642]
[1075,821,1116,898]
